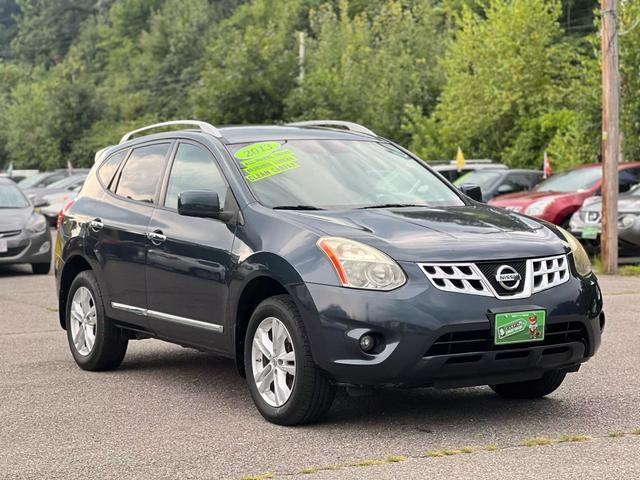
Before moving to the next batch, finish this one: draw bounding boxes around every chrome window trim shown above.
[110,302,223,333]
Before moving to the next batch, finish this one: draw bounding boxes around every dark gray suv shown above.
[55,120,604,425]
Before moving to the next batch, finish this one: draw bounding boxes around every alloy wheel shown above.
[69,286,97,356]
[251,317,296,407]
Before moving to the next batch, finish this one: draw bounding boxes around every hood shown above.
[581,194,640,213]
[279,205,568,262]
[0,207,33,231]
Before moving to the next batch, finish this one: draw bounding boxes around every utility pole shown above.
[600,0,619,274]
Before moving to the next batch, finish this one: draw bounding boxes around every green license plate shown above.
[494,310,545,345]
[581,226,600,240]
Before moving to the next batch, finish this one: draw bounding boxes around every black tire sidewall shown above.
[244,298,312,422]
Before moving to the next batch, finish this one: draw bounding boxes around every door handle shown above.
[147,230,166,245]
[89,219,103,232]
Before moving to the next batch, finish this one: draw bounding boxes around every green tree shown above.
[620,0,640,161]
[408,0,598,168]
[0,0,20,59]
[285,0,446,144]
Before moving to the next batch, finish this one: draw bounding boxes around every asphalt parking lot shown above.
[1,251,639,480]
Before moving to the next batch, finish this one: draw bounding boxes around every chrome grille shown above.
[531,255,570,293]
[420,254,571,299]
[420,263,492,296]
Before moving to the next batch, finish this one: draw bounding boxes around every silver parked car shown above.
[0,178,52,274]
[569,184,640,256]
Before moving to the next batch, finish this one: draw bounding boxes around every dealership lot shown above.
[0,258,639,480]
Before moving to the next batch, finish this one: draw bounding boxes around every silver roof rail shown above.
[119,120,223,144]
[287,120,376,136]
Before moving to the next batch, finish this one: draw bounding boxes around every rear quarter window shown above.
[98,150,128,188]
[114,143,170,203]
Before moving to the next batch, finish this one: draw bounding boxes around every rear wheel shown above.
[490,370,567,399]
[31,262,50,275]
[244,295,335,425]
[66,271,128,371]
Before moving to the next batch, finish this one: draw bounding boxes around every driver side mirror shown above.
[459,183,483,202]
[178,191,222,219]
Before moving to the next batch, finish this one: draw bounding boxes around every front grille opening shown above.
[424,321,588,357]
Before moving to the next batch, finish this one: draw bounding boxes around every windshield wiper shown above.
[358,203,428,209]
[272,205,326,211]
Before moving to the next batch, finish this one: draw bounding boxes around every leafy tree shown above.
[620,0,640,161]
[190,0,325,124]
[286,0,446,144]
[407,0,597,168]
[0,0,20,59]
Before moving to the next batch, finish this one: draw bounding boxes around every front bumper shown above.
[296,262,603,388]
[0,229,52,266]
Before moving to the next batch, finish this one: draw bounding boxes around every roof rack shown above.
[287,120,376,137]
[119,120,223,144]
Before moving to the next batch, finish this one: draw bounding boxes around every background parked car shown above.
[453,168,543,202]
[25,172,88,206]
[39,184,83,226]
[430,159,507,182]
[488,162,640,226]
[0,178,51,274]
[17,170,72,191]
[569,184,640,256]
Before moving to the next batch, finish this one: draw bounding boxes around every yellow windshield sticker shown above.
[235,142,300,182]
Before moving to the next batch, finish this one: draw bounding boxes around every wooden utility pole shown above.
[601,0,619,274]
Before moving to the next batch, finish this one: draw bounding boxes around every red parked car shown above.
[489,162,640,226]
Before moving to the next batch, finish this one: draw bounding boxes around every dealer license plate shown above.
[581,226,600,240]
[494,310,546,345]
[0,239,7,253]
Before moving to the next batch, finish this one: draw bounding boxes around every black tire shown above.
[244,295,335,425]
[66,270,128,371]
[31,262,51,275]
[490,370,567,399]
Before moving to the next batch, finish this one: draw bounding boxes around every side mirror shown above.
[459,183,483,202]
[497,184,515,195]
[178,191,222,219]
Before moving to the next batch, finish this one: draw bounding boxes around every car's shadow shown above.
[115,344,573,430]
[0,264,36,277]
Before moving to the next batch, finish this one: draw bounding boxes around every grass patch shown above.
[619,265,640,276]
[45,306,59,312]
[558,434,591,443]
[460,447,478,453]
[609,431,625,438]
[425,450,446,458]
[521,437,555,447]
[484,444,499,452]
[631,428,640,435]
[350,459,386,467]
[241,474,272,480]
[384,455,407,463]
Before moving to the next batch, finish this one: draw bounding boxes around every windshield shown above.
[535,167,601,193]
[454,170,503,190]
[46,174,85,190]
[0,184,30,208]
[229,140,464,209]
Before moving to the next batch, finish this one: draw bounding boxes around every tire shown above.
[490,370,567,399]
[65,270,128,371]
[244,295,335,425]
[31,262,51,275]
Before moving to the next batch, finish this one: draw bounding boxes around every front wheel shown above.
[244,295,335,425]
[490,370,567,399]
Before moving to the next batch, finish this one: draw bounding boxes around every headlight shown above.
[618,214,637,229]
[26,214,47,234]
[557,226,592,277]
[317,237,406,290]
[525,198,554,216]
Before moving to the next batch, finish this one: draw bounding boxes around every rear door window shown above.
[114,143,170,203]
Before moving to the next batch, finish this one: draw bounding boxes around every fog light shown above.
[37,241,50,254]
[359,334,376,353]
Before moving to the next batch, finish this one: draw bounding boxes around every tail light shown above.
[57,200,74,230]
